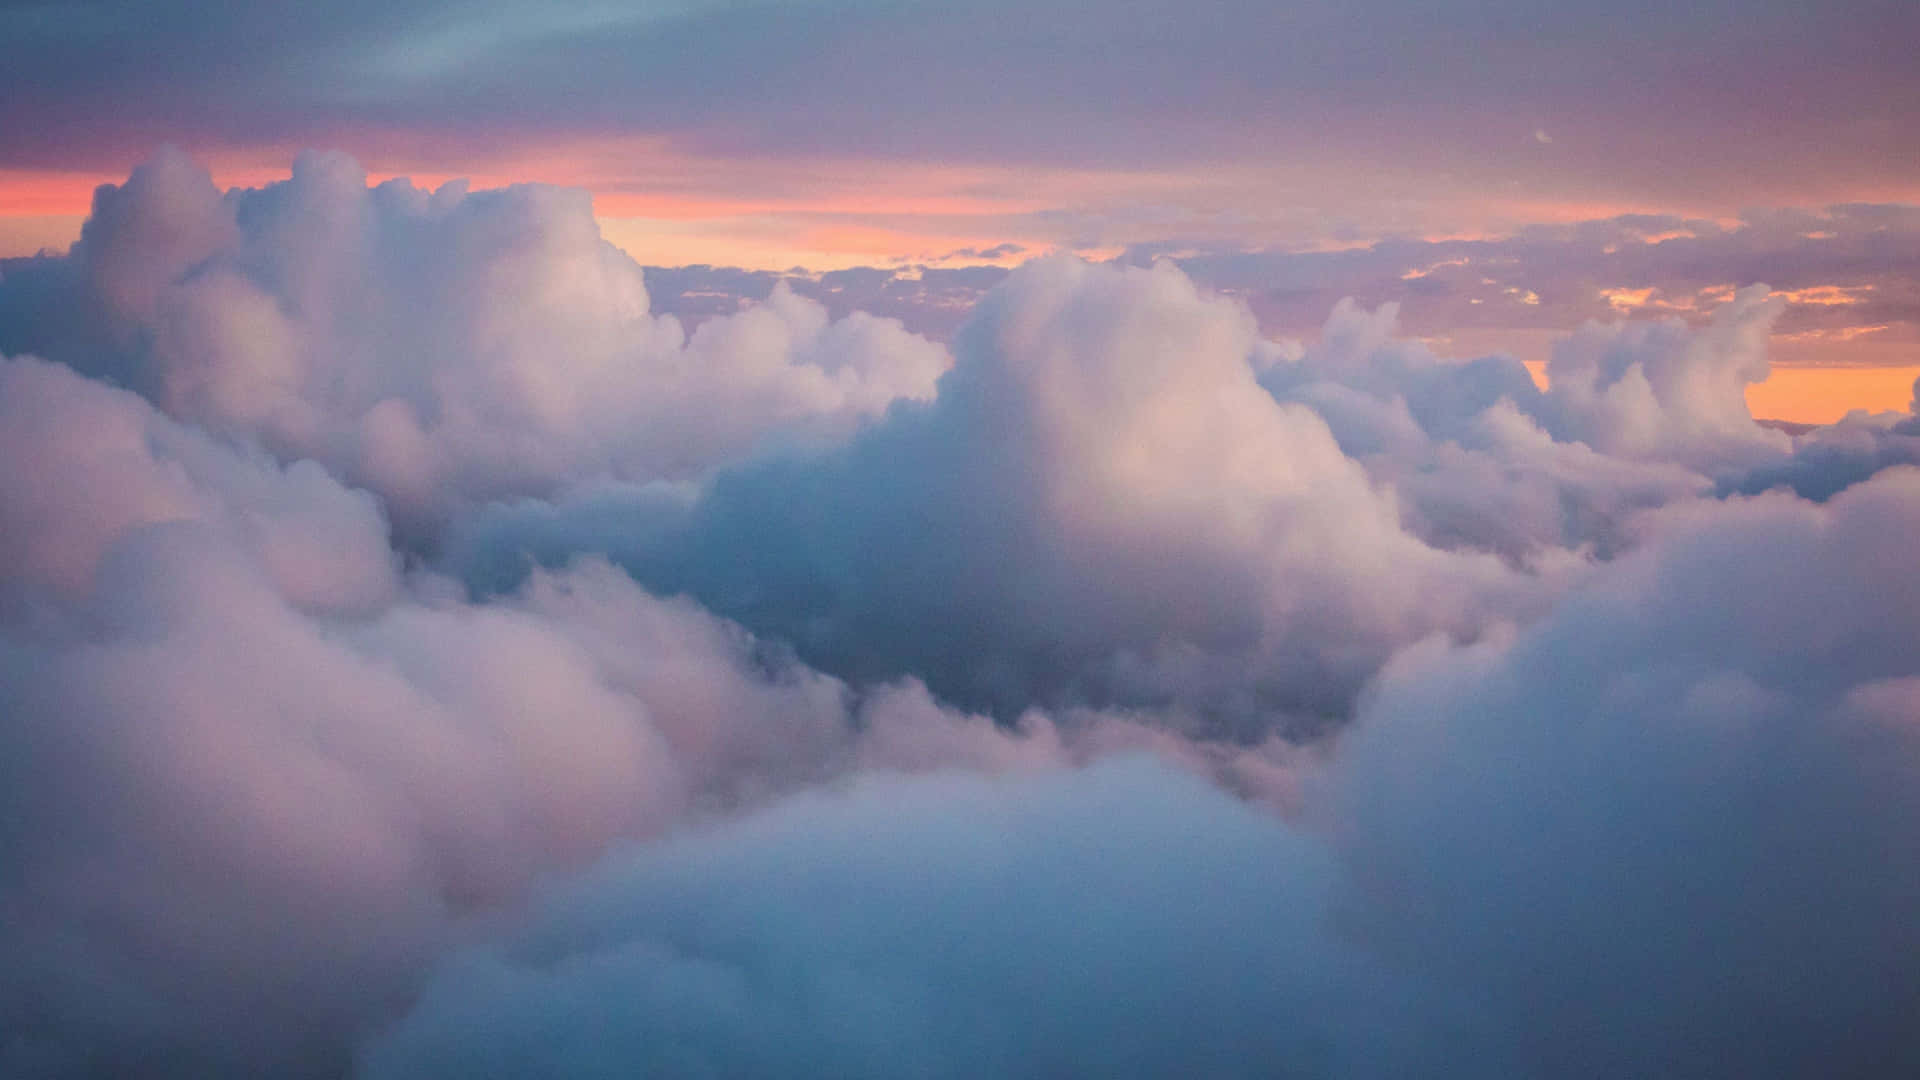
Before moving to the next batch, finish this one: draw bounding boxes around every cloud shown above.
[2,148,949,537]
[356,759,1397,1080]
[1332,466,1920,1077]
[1724,389,1920,501]
[0,351,396,610]
[1152,205,1920,351]
[930,241,1028,262]
[0,350,812,1073]
[1256,297,1714,557]
[368,467,1920,1080]
[457,259,1808,724]
[0,345,958,1075]
[1531,285,1791,470]
[640,262,1014,341]
[454,256,1537,728]
[626,203,1920,374]
[7,152,1920,1078]
[0,339,1299,1076]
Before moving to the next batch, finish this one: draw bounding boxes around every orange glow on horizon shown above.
[0,143,1120,266]
[7,141,1920,270]
[3,148,1916,425]
[0,170,123,216]
[1746,366,1920,425]
[1522,360,1920,426]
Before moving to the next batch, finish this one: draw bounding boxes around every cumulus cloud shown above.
[1257,297,1714,558]
[1725,383,1920,501]
[0,343,1292,1076]
[5,148,949,537]
[456,256,1540,728]
[631,203,1920,366]
[461,259,1805,723]
[6,152,1920,1079]
[1249,283,1791,480]
[0,352,396,611]
[1332,466,1920,1077]
[0,350,850,1074]
[367,468,1920,1080]
[1532,284,1790,470]
[356,760,1397,1080]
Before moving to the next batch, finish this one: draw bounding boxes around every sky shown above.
[6,4,1920,1078]
[3,0,1918,419]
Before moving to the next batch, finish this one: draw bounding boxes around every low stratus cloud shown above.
[2,152,1919,1079]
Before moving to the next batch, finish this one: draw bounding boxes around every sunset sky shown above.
[3,0,1916,419]
[9,6,1920,1078]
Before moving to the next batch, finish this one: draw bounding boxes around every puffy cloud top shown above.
[458,256,1533,726]
[25,149,950,535]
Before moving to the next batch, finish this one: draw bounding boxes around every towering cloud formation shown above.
[1535,284,1790,469]
[1,152,1917,1079]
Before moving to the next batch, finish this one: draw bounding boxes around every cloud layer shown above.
[372,470,1920,1079]
[635,205,1920,373]
[2,153,1919,1078]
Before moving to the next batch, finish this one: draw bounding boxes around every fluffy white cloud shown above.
[5,152,1920,1079]
[457,262,1818,730]
[356,760,1395,1080]
[1534,284,1791,470]
[0,344,1298,1076]
[0,349,838,1073]
[1259,297,1716,559]
[363,468,1920,1080]
[1332,466,1920,1077]
[42,148,950,534]
[0,352,395,611]
[456,257,1541,726]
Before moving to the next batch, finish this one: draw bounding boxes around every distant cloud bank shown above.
[636,207,1920,373]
